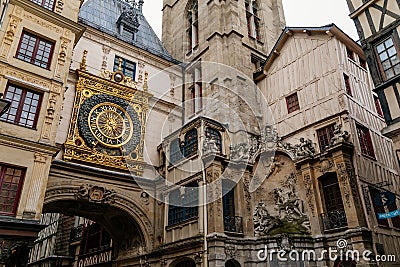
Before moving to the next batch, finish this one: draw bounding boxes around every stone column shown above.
[23,152,50,219]
[330,143,373,267]
[296,160,324,236]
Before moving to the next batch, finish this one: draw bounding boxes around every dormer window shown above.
[117,6,140,41]
[186,0,199,50]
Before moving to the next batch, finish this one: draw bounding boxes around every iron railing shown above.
[321,209,348,231]
[224,215,243,233]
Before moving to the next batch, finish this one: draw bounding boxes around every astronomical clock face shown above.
[88,102,133,148]
[77,94,142,157]
[64,68,150,174]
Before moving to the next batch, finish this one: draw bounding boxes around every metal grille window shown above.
[320,173,347,230]
[375,36,400,80]
[183,129,198,158]
[1,84,42,128]
[317,124,335,152]
[344,73,352,96]
[205,127,222,152]
[16,31,54,69]
[0,164,25,215]
[168,183,198,225]
[30,0,55,11]
[186,0,198,50]
[169,139,183,164]
[113,56,136,80]
[356,124,375,158]
[286,93,300,113]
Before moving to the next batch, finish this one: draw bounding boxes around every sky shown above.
[143,0,359,41]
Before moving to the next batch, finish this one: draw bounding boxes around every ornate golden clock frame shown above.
[64,51,152,175]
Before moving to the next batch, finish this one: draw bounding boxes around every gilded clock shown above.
[78,94,141,155]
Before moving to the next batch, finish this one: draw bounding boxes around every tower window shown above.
[286,93,300,113]
[245,0,261,40]
[183,129,198,158]
[169,139,183,164]
[0,164,25,216]
[16,31,54,69]
[1,84,43,129]
[187,65,202,114]
[186,0,199,50]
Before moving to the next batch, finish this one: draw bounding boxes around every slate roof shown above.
[79,0,177,62]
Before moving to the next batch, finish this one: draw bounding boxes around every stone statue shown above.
[203,137,219,154]
[330,124,350,145]
[294,138,315,158]
[253,202,278,236]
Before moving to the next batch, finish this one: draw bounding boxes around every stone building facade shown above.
[0,0,84,265]
[14,1,400,267]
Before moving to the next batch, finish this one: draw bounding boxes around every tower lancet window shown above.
[245,0,261,41]
[186,0,199,50]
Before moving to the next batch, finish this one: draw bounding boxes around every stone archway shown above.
[43,183,154,258]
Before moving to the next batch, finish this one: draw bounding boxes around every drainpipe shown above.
[0,0,9,28]
[200,120,208,267]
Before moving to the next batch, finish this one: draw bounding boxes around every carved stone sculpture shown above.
[203,137,220,154]
[76,184,116,204]
[253,173,311,236]
[330,124,350,146]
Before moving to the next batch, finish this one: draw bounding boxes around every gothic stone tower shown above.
[162,0,285,71]
[162,0,285,133]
